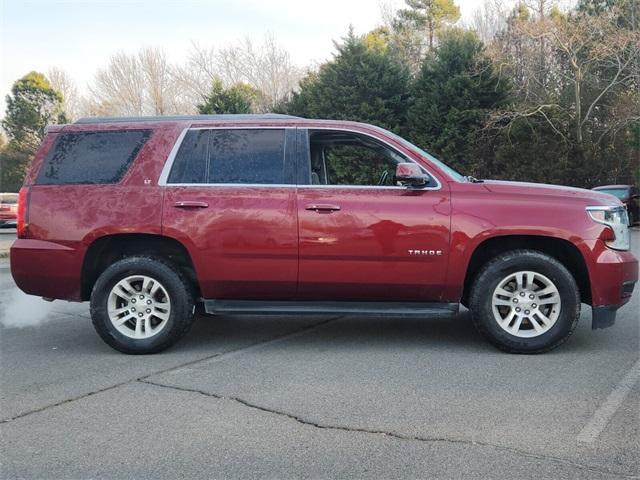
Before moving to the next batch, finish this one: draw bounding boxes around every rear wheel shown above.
[90,257,195,354]
[469,250,580,354]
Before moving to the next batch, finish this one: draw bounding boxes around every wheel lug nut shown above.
[513,299,518,303]
[131,299,136,303]
[146,309,151,313]
[524,310,530,315]
[131,307,136,312]
[516,307,521,312]
[520,292,525,297]
[139,295,144,299]
[138,313,143,317]
[147,300,152,305]
[529,294,535,299]
[532,303,537,308]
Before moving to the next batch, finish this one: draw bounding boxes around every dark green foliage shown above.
[492,114,570,184]
[1,71,67,191]
[198,80,258,114]
[407,29,510,176]
[2,71,67,155]
[0,147,30,192]
[284,31,411,133]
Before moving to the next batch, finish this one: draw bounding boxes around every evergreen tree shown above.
[407,29,510,176]
[284,31,410,133]
[198,79,259,114]
[398,0,461,50]
[2,71,67,155]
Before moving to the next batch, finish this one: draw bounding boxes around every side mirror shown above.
[395,163,429,188]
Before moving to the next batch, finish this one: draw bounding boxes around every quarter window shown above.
[36,130,151,185]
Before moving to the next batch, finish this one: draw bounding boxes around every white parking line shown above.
[577,358,640,443]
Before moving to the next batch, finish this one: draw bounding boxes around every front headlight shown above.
[586,205,630,251]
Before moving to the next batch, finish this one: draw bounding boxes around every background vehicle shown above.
[10,115,638,355]
[0,193,18,228]
[592,185,639,226]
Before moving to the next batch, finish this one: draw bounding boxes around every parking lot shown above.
[1,229,638,479]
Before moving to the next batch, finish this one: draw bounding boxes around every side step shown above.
[204,300,459,317]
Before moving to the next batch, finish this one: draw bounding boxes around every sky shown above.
[0,0,484,115]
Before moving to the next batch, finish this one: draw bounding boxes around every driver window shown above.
[309,131,406,186]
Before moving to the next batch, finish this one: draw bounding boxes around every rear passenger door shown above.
[161,127,298,299]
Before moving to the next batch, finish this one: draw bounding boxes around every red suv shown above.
[10,115,638,354]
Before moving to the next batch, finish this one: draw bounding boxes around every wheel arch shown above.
[461,235,591,306]
[81,233,200,301]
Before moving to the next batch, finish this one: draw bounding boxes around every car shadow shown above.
[177,310,494,354]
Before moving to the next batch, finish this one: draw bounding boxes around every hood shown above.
[481,180,622,206]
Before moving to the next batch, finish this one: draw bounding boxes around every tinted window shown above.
[209,129,285,184]
[167,130,210,184]
[36,130,151,185]
[309,131,406,186]
[167,129,286,185]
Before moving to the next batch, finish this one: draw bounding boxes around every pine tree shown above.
[407,29,510,176]
[285,31,410,133]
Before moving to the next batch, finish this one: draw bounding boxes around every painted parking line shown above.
[576,358,640,443]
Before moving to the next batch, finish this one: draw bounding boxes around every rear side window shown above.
[36,130,151,185]
[167,129,286,184]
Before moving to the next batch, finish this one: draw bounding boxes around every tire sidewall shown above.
[90,257,193,354]
[471,252,580,353]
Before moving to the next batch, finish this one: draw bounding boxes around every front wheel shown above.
[469,250,580,354]
[90,257,195,354]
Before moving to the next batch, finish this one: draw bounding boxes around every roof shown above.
[74,114,300,124]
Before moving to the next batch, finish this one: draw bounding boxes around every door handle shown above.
[305,204,341,212]
[174,201,209,208]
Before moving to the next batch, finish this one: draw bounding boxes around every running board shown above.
[204,300,459,317]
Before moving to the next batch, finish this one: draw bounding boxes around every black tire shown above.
[469,249,580,354]
[90,256,195,354]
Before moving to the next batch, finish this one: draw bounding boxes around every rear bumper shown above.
[10,239,83,301]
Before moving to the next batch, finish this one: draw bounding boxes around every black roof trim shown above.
[74,114,300,124]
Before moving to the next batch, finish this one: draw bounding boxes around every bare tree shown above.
[469,0,509,42]
[47,68,80,120]
[89,52,145,115]
[175,34,303,113]
[87,47,194,116]
[517,10,640,145]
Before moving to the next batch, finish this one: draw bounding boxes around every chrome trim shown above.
[162,183,297,188]
[585,205,627,213]
[158,127,189,186]
[158,125,442,191]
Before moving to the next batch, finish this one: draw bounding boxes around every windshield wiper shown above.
[464,175,484,183]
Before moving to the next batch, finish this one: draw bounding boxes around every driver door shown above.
[296,128,451,301]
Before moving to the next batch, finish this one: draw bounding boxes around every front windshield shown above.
[381,129,466,182]
[596,188,628,200]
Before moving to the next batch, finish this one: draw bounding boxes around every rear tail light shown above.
[17,186,30,239]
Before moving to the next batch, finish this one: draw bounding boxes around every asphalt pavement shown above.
[0,230,638,479]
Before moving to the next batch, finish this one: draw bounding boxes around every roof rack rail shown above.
[74,114,300,124]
